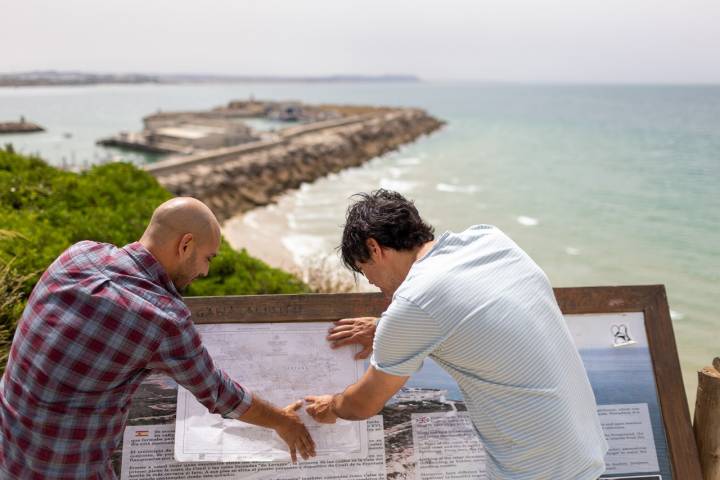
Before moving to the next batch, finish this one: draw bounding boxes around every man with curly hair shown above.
[306,189,606,479]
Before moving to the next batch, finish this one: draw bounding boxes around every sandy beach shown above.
[223,205,300,272]
[222,190,375,293]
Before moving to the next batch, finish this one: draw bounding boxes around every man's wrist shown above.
[330,393,342,419]
[273,404,296,432]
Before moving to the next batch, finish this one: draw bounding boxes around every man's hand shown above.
[327,317,378,359]
[274,400,316,463]
[304,395,338,424]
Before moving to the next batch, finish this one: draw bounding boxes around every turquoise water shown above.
[1,83,718,407]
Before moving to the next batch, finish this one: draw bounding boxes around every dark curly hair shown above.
[340,189,435,273]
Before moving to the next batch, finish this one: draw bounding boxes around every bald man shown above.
[0,197,315,480]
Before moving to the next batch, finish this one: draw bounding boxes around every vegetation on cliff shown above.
[0,148,308,372]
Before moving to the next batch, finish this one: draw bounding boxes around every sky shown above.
[2,0,720,84]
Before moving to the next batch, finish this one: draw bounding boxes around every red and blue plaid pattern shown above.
[1,241,252,479]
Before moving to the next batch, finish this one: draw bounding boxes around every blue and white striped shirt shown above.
[371,225,607,479]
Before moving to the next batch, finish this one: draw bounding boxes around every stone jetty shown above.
[146,103,444,221]
[0,118,44,134]
[98,100,343,154]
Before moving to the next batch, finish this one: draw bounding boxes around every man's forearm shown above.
[307,367,407,424]
[331,390,377,421]
[238,395,288,428]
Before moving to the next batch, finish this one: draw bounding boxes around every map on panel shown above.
[174,322,368,462]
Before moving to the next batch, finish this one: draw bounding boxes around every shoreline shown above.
[0,74,421,89]
[223,208,299,272]
[221,189,375,293]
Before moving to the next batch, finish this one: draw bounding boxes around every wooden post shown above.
[695,357,720,480]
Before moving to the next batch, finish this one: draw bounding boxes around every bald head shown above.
[140,197,222,291]
[144,197,220,245]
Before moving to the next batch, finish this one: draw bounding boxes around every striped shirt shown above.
[0,241,252,479]
[371,225,607,479]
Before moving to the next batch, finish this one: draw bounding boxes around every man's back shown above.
[373,225,608,479]
[1,241,213,479]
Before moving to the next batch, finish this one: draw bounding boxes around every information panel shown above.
[112,286,701,480]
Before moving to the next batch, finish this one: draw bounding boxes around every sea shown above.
[1,82,718,409]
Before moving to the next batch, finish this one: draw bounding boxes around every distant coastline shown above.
[0,71,421,88]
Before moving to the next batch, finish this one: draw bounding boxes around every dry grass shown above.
[0,260,35,368]
[290,254,360,294]
[0,230,38,372]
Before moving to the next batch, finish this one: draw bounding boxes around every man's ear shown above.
[178,233,194,258]
[366,238,381,261]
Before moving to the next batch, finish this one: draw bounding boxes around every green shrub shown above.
[0,149,308,374]
[186,241,307,296]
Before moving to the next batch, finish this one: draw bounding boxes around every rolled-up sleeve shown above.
[148,317,253,419]
[371,296,444,377]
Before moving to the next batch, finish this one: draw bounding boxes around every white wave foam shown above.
[396,157,421,166]
[281,234,328,266]
[242,212,260,229]
[670,310,685,321]
[565,246,580,256]
[517,216,539,226]
[294,194,336,208]
[436,183,481,194]
[388,167,403,178]
[379,179,416,193]
[294,211,335,221]
[286,213,298,230]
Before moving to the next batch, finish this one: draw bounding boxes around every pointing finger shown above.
[299,443,309,460]
[301,431,316,457]
[306,429,316,452]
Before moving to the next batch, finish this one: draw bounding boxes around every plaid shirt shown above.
[0,241,253,479]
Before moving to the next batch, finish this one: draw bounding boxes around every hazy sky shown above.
[3,0,719,83]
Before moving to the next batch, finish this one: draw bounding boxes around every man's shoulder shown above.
[67,239,118,257]
[60,241,190,323]
[394,225,510,306]
[114,280,191,327]
[35,241,114,292]
[51,240,115,270]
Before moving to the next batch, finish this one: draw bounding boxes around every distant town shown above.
[0,71,421,87]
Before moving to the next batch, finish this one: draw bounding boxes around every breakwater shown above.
[0,120,44,134]
[146,107,444,221]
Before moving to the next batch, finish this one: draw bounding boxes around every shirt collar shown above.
[123,241,183,299]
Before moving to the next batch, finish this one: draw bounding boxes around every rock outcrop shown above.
[0,121,44,134]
